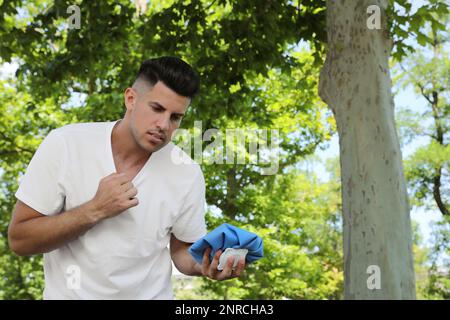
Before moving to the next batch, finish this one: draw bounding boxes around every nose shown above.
[155,112,171,132]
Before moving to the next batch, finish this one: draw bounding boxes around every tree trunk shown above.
[318,0,416,299]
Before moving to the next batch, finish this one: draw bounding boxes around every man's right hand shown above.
[88,173,139,222]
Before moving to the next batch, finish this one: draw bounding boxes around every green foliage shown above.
[387,0,449,60]
[412,221,432,300]
[394,16,449,214]
[404,141,450,210]
[413,217,450,300]
[393,12,449,300]
[0,0,333,299]
[425,217,450,299]
[0,0,447,299]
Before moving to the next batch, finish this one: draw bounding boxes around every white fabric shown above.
[15,120,207,300]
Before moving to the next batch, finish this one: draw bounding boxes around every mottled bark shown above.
[319,0,416,299]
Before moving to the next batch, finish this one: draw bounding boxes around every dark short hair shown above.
[135,56,200,99]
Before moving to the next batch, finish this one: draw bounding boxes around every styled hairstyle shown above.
[135,56,200,99]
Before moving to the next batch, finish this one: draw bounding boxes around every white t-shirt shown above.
[15,120,207,300]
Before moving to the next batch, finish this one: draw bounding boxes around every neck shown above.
[111,119,150,166]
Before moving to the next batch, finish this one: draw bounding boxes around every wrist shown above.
[191,261,203,276]
[83,200,105,225]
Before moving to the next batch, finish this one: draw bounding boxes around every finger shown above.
[125,187,138,199]
[121,181,134,192]
[127,197,139,208]
[233,258,246,277]
[218,256,235,281]
[209,249,221,278]
[201,247,212,275]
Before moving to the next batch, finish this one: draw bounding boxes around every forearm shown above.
[171,246,203,276]
[9,201,102,256]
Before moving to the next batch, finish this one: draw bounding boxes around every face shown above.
[124,80,190,153]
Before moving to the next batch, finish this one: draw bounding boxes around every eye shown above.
[153,106,163,112]
[171,115,183,122]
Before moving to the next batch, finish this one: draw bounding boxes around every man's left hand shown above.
[200,247,246,281]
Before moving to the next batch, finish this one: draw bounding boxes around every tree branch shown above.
[433,166,449,216]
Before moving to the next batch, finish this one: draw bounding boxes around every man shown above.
[8,56,245,299]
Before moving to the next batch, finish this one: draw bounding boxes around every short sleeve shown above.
[171,168,207,243]
[15,129,66,216]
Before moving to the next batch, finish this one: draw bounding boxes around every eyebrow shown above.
[148,101,185,117]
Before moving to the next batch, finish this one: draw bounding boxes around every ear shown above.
[124,87,137,111]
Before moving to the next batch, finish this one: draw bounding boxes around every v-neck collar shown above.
[107,120,153,184]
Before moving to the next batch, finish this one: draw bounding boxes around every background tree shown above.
[393,13,449,300]
[318,0,447,299]
[426,218,450,299]
[396,16,449,216]
[319,0,414,299]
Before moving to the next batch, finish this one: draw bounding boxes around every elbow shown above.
[9,240,37,257]
[8,227,31,257]
[9,243,44,257]
[8,239,28,256]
